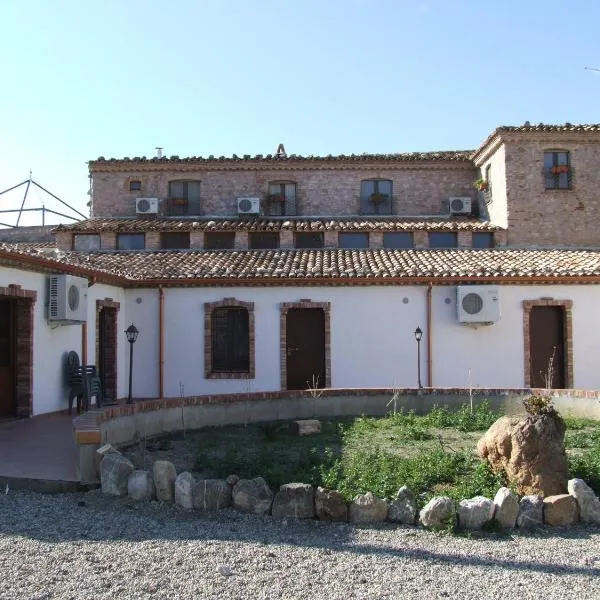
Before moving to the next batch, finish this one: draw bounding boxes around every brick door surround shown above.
[0,284,36,417]
[522,298,573,388]
[280,299,331,390]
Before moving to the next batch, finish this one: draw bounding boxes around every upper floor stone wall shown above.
[90,163,478,218]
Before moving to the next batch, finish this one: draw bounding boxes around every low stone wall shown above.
[73,387,600,483]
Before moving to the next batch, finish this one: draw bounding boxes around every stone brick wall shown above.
[0,225,56,243]
[90,162,477,219]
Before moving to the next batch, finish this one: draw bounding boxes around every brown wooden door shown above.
[529,306,566,388]
[0,300,16,418]
[99,308,108,403]
[286,308,326,390]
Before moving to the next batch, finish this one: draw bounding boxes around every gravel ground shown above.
[1,489,600,600]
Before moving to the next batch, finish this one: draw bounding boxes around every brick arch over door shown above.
[0,284,36,417]
[96,299,120,403]
[280,300,331,390]
[523,299,573,388]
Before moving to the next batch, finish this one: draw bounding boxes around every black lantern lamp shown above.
[125,323,139,404]
[414,326,423,389]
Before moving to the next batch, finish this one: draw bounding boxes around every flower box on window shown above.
[267,194,286,203]
[551,165,570,174]
[368,193,389,205]
[473,178,489,192]
[170,197,188,206]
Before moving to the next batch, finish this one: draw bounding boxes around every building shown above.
[1,123,600,418]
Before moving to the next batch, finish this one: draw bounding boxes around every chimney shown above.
[155,146,164,158]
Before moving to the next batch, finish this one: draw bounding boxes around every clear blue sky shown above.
[1,0,598,226]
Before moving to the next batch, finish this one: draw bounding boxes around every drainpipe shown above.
[427,283,433,387]
[159,286,164,399]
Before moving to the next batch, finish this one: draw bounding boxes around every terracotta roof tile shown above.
[54,217,501,233]
[3,245,600,283]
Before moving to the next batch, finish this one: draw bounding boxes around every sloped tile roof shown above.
[4,245,600,283]
[53,217,501,233]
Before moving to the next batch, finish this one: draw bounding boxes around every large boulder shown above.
[517,495,544,529]
[232,477,273,515]
[543,494,579,526]
[272,483,315,519]
[388,486,417,525]
[493,487,519,529]
[315,487,348,521]
[193,479,233,512]
[458,496,495,530]
[100,453,135,496]
[153,460,177,503]
[477,414,568,496]
[568,478,600,524]
[419,496,455,529]
[127,470,154,501]
[174,472,196,510]
[349,492,388,524]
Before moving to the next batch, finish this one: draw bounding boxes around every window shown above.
[360,180,392,215]
[544,151,571,190]
[249,232,279,249]
[295,232,324,248]
[428,232,457,248]
[472,232,494,248]
[211,308,249,372]
[117,233,145,250]
[73,234,100,251]
[339,232,369,248]
[383,232,413,249]
[160,232,190,249]
[129,180,142,192]
[485,164,492,197]
[267,182,296,216]
[168,180,201,214]
[204,232,235,249]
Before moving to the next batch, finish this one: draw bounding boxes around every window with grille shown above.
[544,151,572,190]
[267,182,297,216]
[73,234,100,251]
[383,232,413,249]
[360,180,392,215]
[211,308,249,372]
[428,232,457,248]
[204,232,235,249]
[160,232,190,249]
[249,232,279,249]
[168,180,201,214]
[295,232,324,248]
[339,232,369,248]
[117,233,145,250]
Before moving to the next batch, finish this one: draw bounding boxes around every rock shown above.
[419,496,455,529]
[288,420,322,436]
[458,496,495,530]
[127,470,154,501]
[517,495,544,529]
[348,492,388,524]
[153,460,177,503]
[232,477,273,515]
[193,479,233,512]
[543,494,579,526]
[568,478,600,524]
[315,487,348,521]
[493,487,519,529]
[174,472,196,510]
[388,486,417,525]
[100,453,135,496]
[477,414,568,496]
[272,483,315,519]
[226,474,240,487]
[95,444,119,476]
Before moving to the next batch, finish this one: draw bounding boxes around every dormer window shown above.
[360,180,392,215]
[168,180,201,215]
[267,182,296,216]
[544,151,572,190]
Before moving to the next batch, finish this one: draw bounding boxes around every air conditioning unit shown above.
[448,197,472,215]
[48,274,88,323]
[135,197,159,215]
[457,285,500,324]
[237,197,261,216]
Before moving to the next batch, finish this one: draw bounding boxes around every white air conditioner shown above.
[448,197,472,215]
[237,197,261,216]
[457,285,500,324]
[135,197,159,214]
[48,274,88,323]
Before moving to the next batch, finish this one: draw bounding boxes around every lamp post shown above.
[414,327,423,389]
[125,323,139,404]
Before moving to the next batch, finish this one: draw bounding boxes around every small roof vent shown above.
[155,146,163,158]
[275,143,287,158]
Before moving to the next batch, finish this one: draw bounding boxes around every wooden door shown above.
[529,306,566,388]
[98,308,108,403]
[0,300,16,418]
[286,308,325,390]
